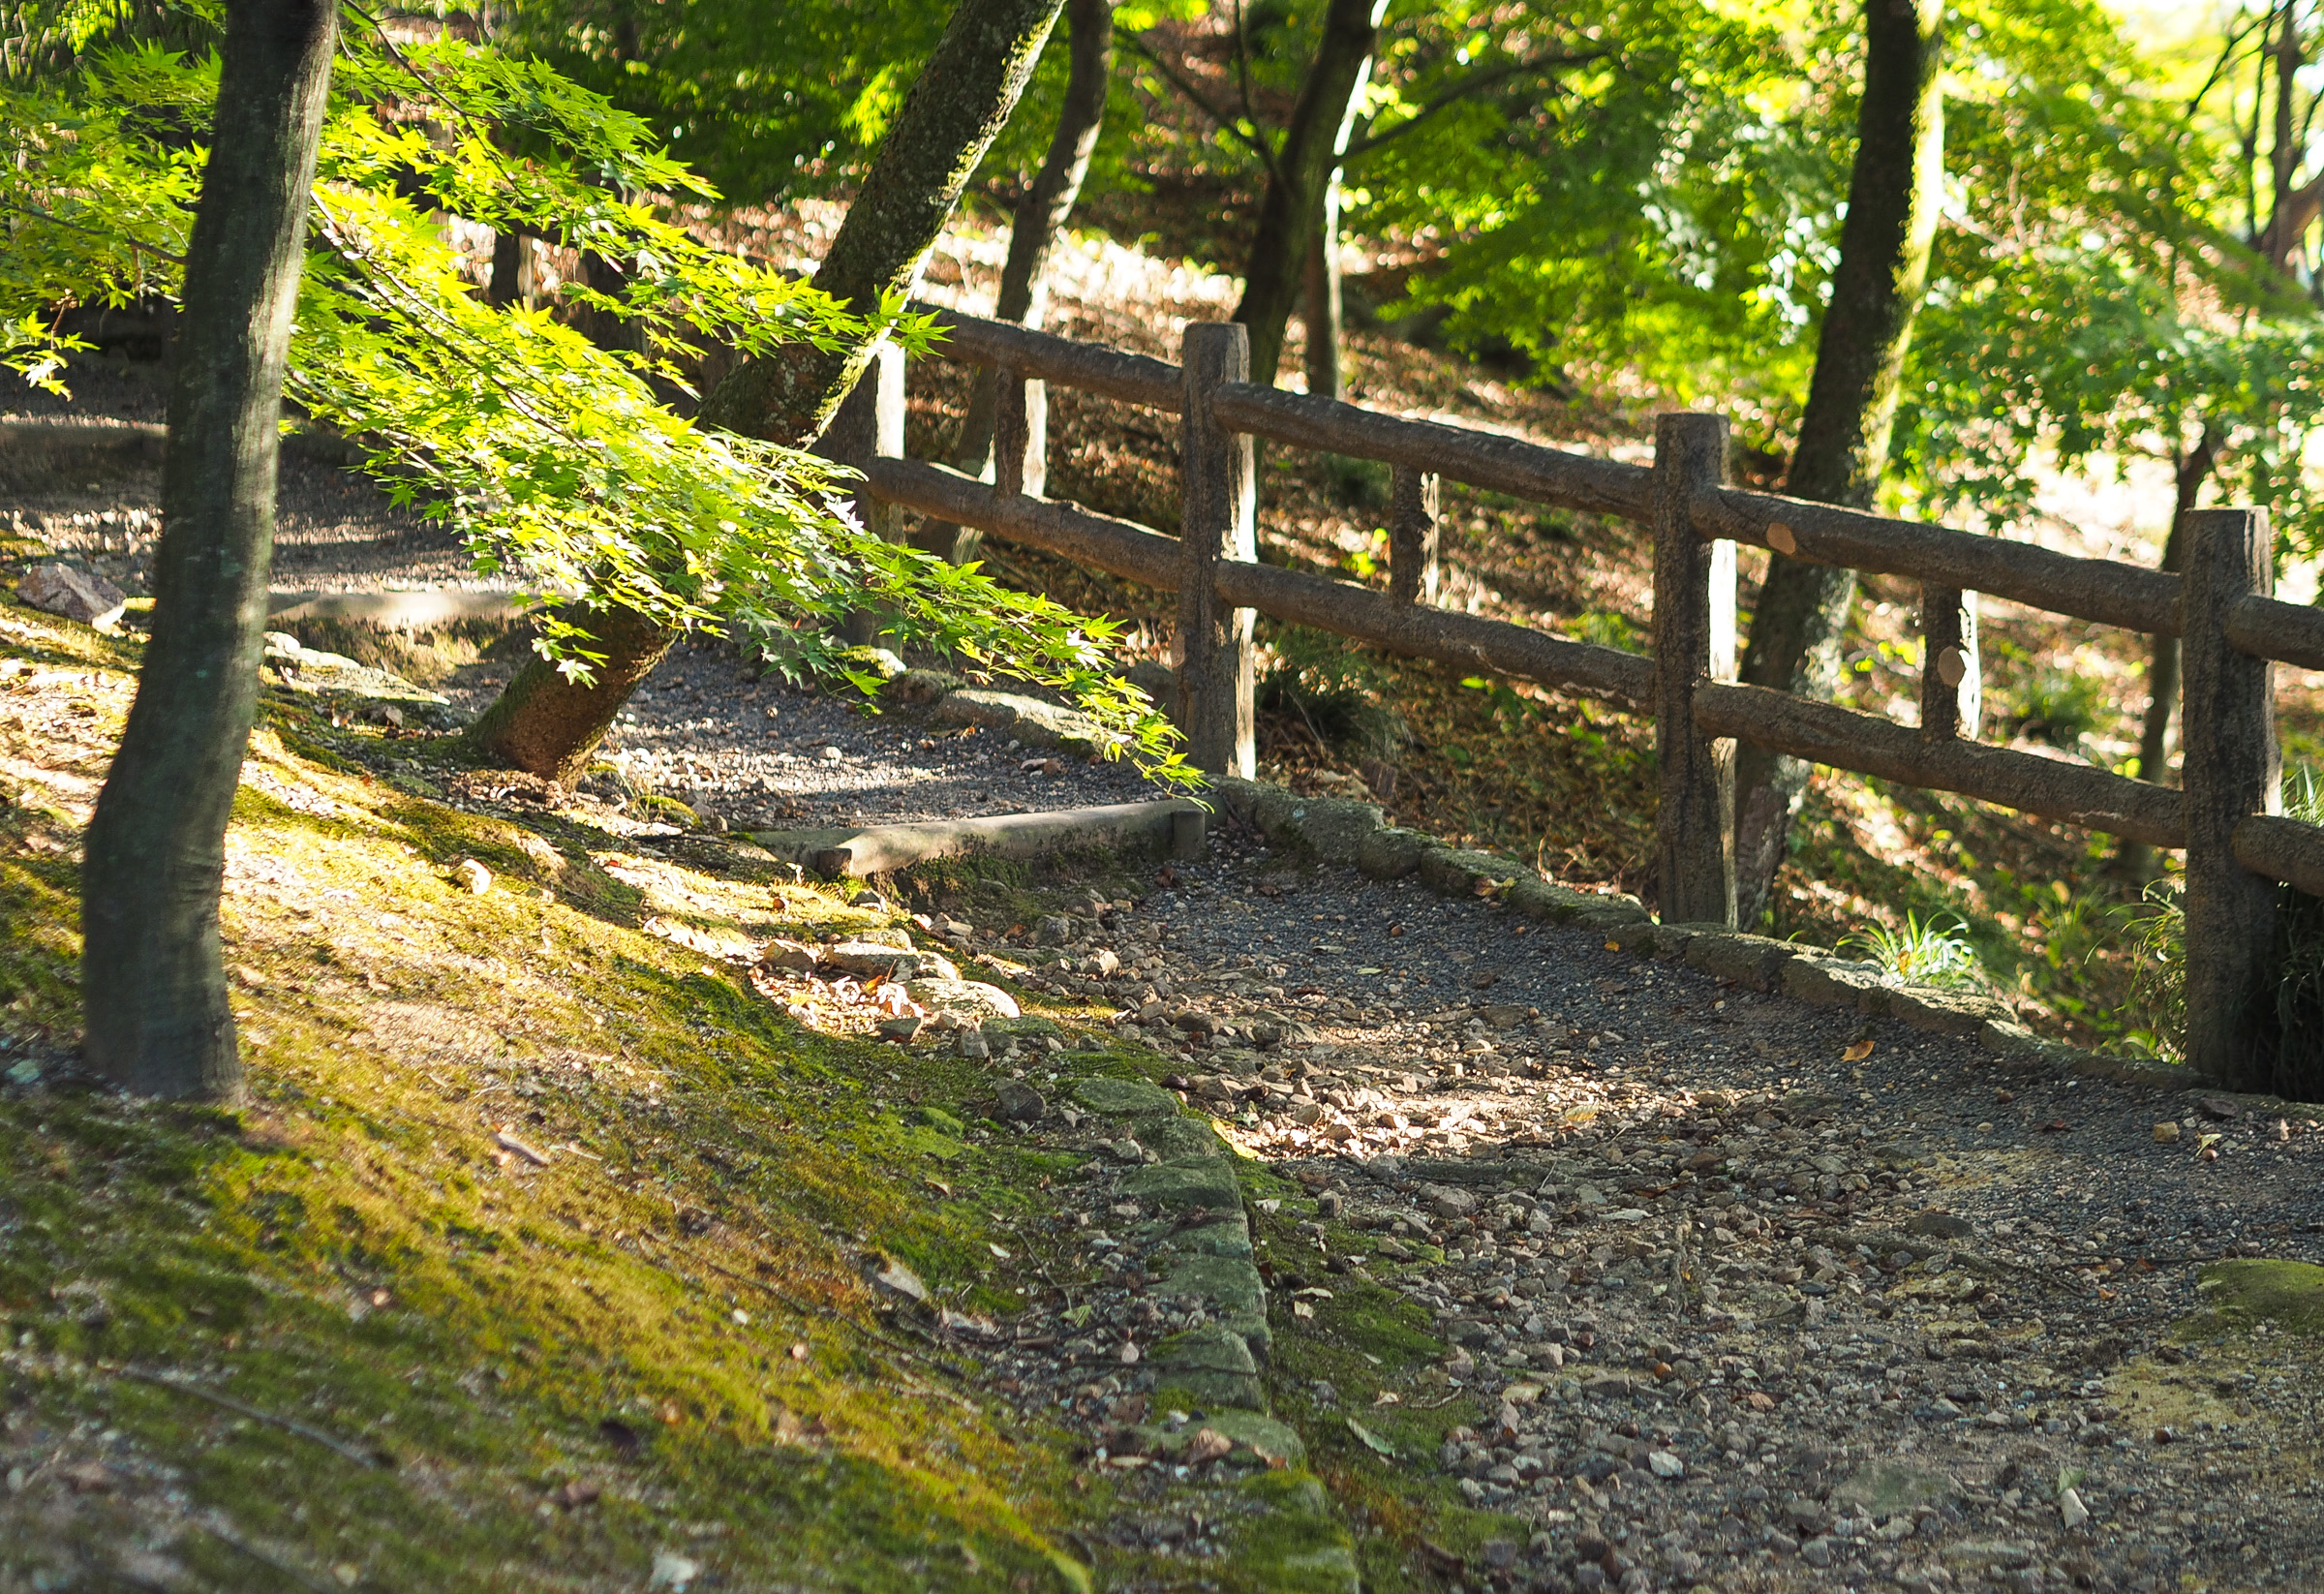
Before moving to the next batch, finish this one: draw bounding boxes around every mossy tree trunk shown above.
[949,0,1113,472]
[1730,0,1943,929]
[79,0,338,1102]
[466,0,1068,782]
[929,0,1112,564]
[1232,0,1387,388]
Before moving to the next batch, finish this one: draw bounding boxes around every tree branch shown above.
[1344,48,1606,162]
[1125,33,1280,177]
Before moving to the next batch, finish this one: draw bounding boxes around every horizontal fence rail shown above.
[854,306,2324,1084]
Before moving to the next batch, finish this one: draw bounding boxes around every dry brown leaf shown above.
[1843,1039,1876,1062]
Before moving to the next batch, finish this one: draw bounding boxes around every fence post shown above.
[1919,585,1980,741]
[994,368,1047,500]
[1178,322,1257,779]
[2180,506,2280,1087]
[1651,412,1735,928]
[1389,466,1439,605]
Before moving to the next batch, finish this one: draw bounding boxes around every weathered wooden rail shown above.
[823,310,2324,1088]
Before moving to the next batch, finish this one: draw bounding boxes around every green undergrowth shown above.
[0,604,1201,1591]
[1240,1172,1527,1593]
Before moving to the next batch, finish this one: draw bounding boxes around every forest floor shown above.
[7,210,2324,1594]
[1,593,2322,1594]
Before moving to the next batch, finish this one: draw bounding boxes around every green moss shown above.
[2179,1259,2324,1338]
[0,610,1137,1589]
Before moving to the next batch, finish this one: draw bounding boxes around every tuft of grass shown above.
[1842,908,1984,990]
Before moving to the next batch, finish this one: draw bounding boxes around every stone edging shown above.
[1198,774,2303,1111]
[1058,1073,1361,1590]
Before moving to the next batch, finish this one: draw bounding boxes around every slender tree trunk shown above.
[468,0,1068,780]
[1729,0,1943,929]
[1232,0,1386,388]
[79,0,337,1102]
[488,229,525,307]
[1302,173,1344,400]
[931,0,1113,564]
[2119,428,2219,878]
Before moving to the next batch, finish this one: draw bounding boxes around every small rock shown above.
[758,939,820,971]
[1035,914,1076,946]
[1799,1536,1833,1568]
[1427,1187,1478,1219]
[816,745,843,762]
[1905,1210,1974,1240]
[994,1080,1047,1122]
[2196,1095,2241,1120]
[2059,1487,2089,1530]
[648,1550,700,1591]
[455,858,493,895]
[1090,948,1121,977]
[957,1030,991,1060]
[2153,1121,2182,1144]
[1647,1450,1685,1479]
[3,1058,39,1087]
[15,563,126,629]
[876,1014,926,1044]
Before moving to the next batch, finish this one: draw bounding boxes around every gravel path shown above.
[451,642,1170,835]
[4,361,477,596]
[924,822,2324,1594]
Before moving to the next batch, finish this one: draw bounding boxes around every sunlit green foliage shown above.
[0,10,1189,782]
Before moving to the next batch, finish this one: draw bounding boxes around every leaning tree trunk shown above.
[1232,0,1387,388]
[1729,0,1943,930]
[928,0,1114,565]
[79,0,337,1102]
[467,0,1069,781]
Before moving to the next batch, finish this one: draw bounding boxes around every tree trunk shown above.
[698,0,1068,445]
[1302,173,1344,400]
[1232,0,1387,388]
[2120,427,2219,878]
[465,603,676,784]
[1729,0,1943,929]
[79,0,337,1102]
[932,0,1113,564]
[488,229,524,306]
[469,0,1068,780]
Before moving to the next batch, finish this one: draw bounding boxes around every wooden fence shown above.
[824,312,2324,1088]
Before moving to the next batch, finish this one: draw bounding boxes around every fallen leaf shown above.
[1843,1040,1876,1062]
[2040,1119,2071,1133]
[873,1257,929,1302]
[987,1242,1012,1259]
[494,1130,553,1167]
[1345,1417,1397,1458]
[1372,1390,1401,1406]
[1185,1427,1235,1464]
[1291,1301,1315,1319]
